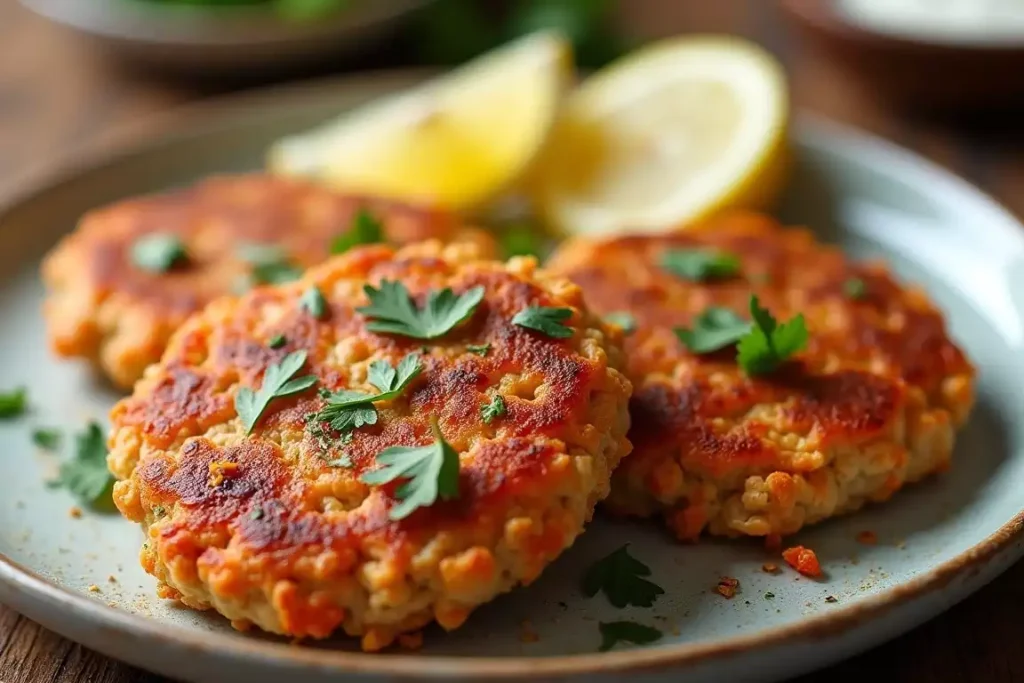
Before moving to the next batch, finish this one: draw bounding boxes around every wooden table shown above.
[3,1,1024,681]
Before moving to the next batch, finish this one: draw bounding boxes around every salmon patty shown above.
[107,239,632,650]
[547,211,975,541]
[42,174,496,389]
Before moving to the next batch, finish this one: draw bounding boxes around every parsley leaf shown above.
[466,343,491,357]
[481,394,506,424]
[32,428,61,450]
[313,353,423,434]
[300,285,329,319]
[675,307,751,354]
[736,296,808,376]
[583,544,665,608]
[268,334,287,349]
[235,350,318,434]
[604,311,637,334]
[358,280,486,340]
[0,387,27,418]
[360,417,460,520]
[499,223,544,259]
[331,208,384,254]
[131,233,189,273]
[326,454,353,468]
[844,277,867,300]
[661,248,740,281]
[598,621,663,652]
[237,243,303,286]
[47,422,114,509]
[512,306,574,339]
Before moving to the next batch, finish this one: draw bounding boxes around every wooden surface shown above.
[3,0,1024,681]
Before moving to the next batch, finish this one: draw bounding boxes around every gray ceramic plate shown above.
[1,74,1024,683]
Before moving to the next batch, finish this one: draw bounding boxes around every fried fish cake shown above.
[42,174,496,389]
[546,211,975,541]
[107,239,632,651]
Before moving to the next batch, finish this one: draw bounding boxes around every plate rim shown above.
[2,70,1024,679]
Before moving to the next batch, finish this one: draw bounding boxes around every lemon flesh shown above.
[533,36,790,237]
[267,31,571,212]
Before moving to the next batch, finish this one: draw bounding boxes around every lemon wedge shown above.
[532,35,790,237]
[266,31,571,212]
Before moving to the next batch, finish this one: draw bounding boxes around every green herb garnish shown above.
[597,621,663,652]
[661,248,740,282]
[499,223,544,259]
[360,417,460,520]
[32,428,61,450]
[765,591,776,600]
[511,306,574,339]
[47,422,114,509]
[0,387,27,418]
[331,208,384,254]
[237,243,303,285]
[268,334,287,349]
[313,353,423,433]
[604,311,637,335]
[300,285,328,320]
[736,296,808,376]
[844,277,867,300]
[326,454,353,468]
[481,394,506,424]
[235,350,318,434]
[250,505,264,521]
[466,343,491,357]
[358,280,486,340]
[583,544,664,608]
[131,233,189,273]
[675,307,751,354]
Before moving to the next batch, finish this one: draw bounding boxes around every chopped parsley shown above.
[481,394,506,424]
[237,243,303,286]
[268,334,287,349]
[0,387,27,418]
[844,277,867,300]
[358,280,486,340]
[331,208,385,254]
[597,621,663,652]
[250,505,265,521]
[300,285,329,319]
[360,417,460,520]
[511,306,573,339]
[47,422,114,509]
[326,454,353,468]
[235,350,318,434]
[736,296,808,375]
[32,428,61,450]
[675,307,751,354]
[152,505,166,518]
[131,233,189,273]
[466,343,491,357]
[604,311,637,335]
[583,544,664,608]
[499,223,545,259]
[312,353,423,434]
[660,248,740,282]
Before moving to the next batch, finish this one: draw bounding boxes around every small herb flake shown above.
[481,394,506,424]
[131,233,189,273]
[844,277,867,300]
[32,428,61,450]
[765,591,776,600]
[736,296,809,376]
[152,505,166,518]
[47,422,115,509]
[250,506,265,521]
[327,454,353,468]
[466,343,491,357]
[661,248,741,282]
[499,223,545,259]
[312,353,423,434]
[358,280,485,340]
[300,285,329,320]
[583,544,664,608]
[604,311,637,334]
[360,417,460,520]
[598,621,663,652]
[675,307,750,354]
[331,208,385,254]
[268,334,287,349]
[0,387,27,418]
[511,306,574,339]
[237,243,303,286]
[235,350,318,434]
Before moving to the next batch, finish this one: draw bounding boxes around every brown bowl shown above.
[778,0,1024,111]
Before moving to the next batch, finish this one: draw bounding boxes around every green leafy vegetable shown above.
[312,353,423,434]
[300,285,329,319]
[674,307,750,354]
[268,334,287,349]
[660,248,741,282]
[583,544,664,608]
[237,243,303,286]
[511,306,574,339]
[358,280,486,340]
[32,428,61,450]
[360,417,460,520]
[131,233,189,273]
[47,422,114,509]
[466,343,491,357]
[604,311,637,334]
[0,387,27,418]
[235,350,318,434]
[736,296,808,376]
[844,277,867,300]
[597,621,663,652]
[481,394,506,424]
[331,208,384,254]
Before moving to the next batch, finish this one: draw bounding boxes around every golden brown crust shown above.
[108,240,632,650]
[42,174,496,388]
[546,210,975,540]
